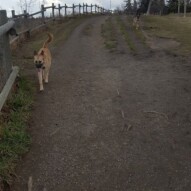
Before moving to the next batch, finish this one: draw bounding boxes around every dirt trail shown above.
[13,16,191,191]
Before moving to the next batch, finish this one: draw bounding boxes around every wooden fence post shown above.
[11,10,15,18]
[52,3,55,18]
[58,4,61,17]
[91,4,93,14]
[82,3,84,14]
[23,10,29,31]
[79,4,81,15]
[0,11,12,90]
[24,10,27,18]
[86,4,88,14]
[65,4,67,16]
[41,5,45,23]
[72,4,75,16]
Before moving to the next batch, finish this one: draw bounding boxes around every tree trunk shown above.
[178,0,180,14]
[160,0,165,15]
[184,0,187,17]
[146,0,152,15]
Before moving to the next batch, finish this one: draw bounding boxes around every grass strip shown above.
[101,17,117,51]
[116,16,136,52]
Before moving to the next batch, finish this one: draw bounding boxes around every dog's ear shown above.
[40,50,44,56]
[34,50,37,56]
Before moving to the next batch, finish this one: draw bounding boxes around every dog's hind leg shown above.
[38,69,44,91]
[42,69,45,82]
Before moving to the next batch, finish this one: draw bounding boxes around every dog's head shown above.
[34,50,45,69]
[34,50,44,65]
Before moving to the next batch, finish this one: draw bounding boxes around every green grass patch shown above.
[142,15,191,55]
[116,16,136,52]
[0,76,34,186]
[101,17,117,51]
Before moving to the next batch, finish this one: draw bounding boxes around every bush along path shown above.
[10,15,191,191]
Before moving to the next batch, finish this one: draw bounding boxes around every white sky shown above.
[0,0,125,15]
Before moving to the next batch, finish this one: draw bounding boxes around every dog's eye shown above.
[39,61,42,64]
[35,61,38,63]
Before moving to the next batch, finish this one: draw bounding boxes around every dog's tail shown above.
[43,32,53,48]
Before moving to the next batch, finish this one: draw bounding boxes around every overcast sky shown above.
[0,0,125,15]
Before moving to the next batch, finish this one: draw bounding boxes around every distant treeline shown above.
[122,0,191,15]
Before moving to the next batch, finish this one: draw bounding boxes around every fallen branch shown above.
[121,110,125,119]
[116,89,120,96]
[50,127,61,136]
[144,110,168,120]
[28,176,33,191]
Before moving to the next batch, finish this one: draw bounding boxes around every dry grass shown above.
[142,14,191,55]
[101,17,118,51]
[116,16,136,52]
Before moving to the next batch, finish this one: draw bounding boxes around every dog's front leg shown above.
[37,69,44,91]
[44,68,49,83]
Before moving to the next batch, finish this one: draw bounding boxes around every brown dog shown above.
[34,32,53,91]
[133,17,140,30]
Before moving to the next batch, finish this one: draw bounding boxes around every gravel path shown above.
[12,16,191,191]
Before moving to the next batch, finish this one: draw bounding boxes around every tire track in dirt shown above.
[119,15,152,57]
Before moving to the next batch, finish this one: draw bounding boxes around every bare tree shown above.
[17,0,37,13]
[159,0,165,15]
[178,0,181,14]
[184,0,187,17]
[38,0,47,9]
[146,0,153,15]
[133,0,138,12]
[41,0,47,5]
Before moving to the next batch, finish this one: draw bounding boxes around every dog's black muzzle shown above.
[35,62,45,69]
[35,63,43,69]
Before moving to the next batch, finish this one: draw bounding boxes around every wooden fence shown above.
[12,3,107,22]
